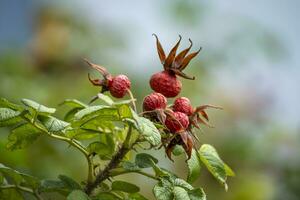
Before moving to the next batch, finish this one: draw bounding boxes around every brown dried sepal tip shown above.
[189,104,223,129]
[153,34,202,80]
[85,59,112,94]
[166,131,194,161]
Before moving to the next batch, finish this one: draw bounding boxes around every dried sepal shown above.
[164,35,182,69]
[152,34,166,66]
[179,47,202,71]
[173,39,193,69]
[84,58,110,78]
[153,35,201,80]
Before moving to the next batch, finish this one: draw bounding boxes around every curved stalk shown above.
[23,117,94,185]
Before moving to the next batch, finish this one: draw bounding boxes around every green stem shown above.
[110,168,159,181]
[0,185,43,200]
[127,89,137,112]
[23,116,94,184]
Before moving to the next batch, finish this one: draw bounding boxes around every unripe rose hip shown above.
[173,97,194,116]
[143,92,167,111]
[165,111,189,133]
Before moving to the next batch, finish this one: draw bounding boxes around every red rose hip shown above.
[165,111,189,133]
[143,92,167,111]
[109,75,131,98]
[150,71,182,98]
[173,97,194,116]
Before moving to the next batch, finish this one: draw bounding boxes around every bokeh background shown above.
[1,0,300,199]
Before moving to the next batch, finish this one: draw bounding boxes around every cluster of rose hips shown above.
[86,35,221,160]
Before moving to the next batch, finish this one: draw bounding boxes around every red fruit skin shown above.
[109,75,131,98]
[165,111,189,133]
[173,97,194,116]
[143,92,167,111]
[150,71,182,98]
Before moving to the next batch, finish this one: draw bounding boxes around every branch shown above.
[0,185,43,200]
[84,125,134,195]
[22,116,94,184]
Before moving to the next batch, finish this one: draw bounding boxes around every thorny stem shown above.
[22,116,94,185]
[84,125,134,195]
[0,185,43,200]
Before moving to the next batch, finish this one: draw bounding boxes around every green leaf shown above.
[21,99,56,115]
[0,164,23,185]
[122,161,139,171]
[6,123,41,150]
[60,99,88,109]
[173,178,193,190]
[38,116,69,133]
[64,108,81,122]
[0,163,40,189]
[172,145,185,156]
[73,106,120,127]
[224,164,235,177]
[188,188,206,200]
[58,175,81,190]
[198,144,227,189]
[20,173,40,189]
[128,193,149,200]
[96,192,122,200]
[117,104,132,119]
[153,179,173,200]
[133,116,161,146]
[0,108,22,127]
[87,142,113,157]
[111,181,140,193]
[173,186,189,200]
[0,98,23,110]
[0,188,23,200]
[187,149,201,183]
[135,153,158,168]
[39,179,68,195]
[96,93,114,106]
[67,190,90,200]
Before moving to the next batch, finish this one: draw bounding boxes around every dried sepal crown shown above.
[153,34,202,80]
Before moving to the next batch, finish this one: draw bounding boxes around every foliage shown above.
[0,95,234,199]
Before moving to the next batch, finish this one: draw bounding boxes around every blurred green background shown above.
[1,0,300,199]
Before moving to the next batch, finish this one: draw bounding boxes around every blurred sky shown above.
[1,0,299,130]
